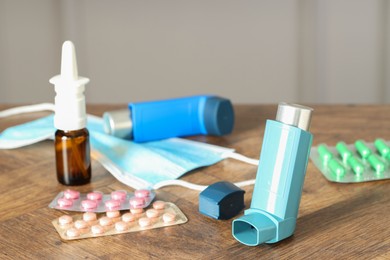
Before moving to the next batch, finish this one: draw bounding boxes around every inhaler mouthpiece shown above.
[276,102,313,131]
[49,41,89,131]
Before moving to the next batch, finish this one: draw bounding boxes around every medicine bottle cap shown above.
[49,41,89,131]
[276,102,313,131]
[203,97,235,136]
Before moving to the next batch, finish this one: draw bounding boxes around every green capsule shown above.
[346,156,364,175]
[374,139,390,158]
[355,140,372,159]
[336,142,352,161]
[367,154,386,173]
[318,144,333,164]
[328,158,346,177]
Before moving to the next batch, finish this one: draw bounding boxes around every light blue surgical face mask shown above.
[0,104,258,190]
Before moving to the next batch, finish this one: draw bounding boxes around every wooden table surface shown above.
[0,104,389,259]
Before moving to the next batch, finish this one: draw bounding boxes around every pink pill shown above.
[105,199,121,210]
[122,213,136,222]
[115,221,128,232]
[81,199,98,210]
[87,191,103,201]
[162,212,176,223]
[58,215,73,225]
[83,212,97,222]
[129,197,145,209]
[130,208,144,214]
[66,228,80,238]
[138,217,152,227]
[152,200,166,210]
[111,190,127,201]
[106,211,120,218]
[57,198,73,208]
[146,209,159,218]
[91,225,105,235]
[63,189,80,200]
[134,189,150,198]
[99,216,113,226]
[74,220,89,229]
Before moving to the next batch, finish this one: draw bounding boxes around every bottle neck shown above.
[54,86,87,131]
[55,128,89,137]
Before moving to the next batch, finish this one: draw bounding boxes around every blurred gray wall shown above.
[1,0,390,104]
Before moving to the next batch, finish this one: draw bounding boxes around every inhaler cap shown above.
[103,109,133,139]
[49,41,89,131]
[276,102,313,131]
[203,97,235,136]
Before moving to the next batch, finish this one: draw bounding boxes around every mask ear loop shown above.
[152,178,256,191]
[153,152,258,191]
[224,152,259,166]
[0,103,55,117]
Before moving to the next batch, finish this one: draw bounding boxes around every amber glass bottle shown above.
[50,41,91,186]
[54,128,91,185]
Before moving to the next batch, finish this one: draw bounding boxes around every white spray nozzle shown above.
[50,41,90,131]
[50,41,89,88]
[61,41,78,81]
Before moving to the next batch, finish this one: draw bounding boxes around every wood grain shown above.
[0,104,389,259]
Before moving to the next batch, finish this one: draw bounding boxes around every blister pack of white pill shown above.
[52,201,188,240]
[49,189,155,212]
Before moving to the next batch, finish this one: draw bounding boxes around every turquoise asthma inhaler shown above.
[232,102,313,246]
[102,95,234,142]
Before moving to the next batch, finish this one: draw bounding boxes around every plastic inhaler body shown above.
[232,103,313,246]
[50,41,91,186]
[103,95,234,142]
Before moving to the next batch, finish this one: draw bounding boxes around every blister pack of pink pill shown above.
[49,189,155,212]
[52,201,188,240]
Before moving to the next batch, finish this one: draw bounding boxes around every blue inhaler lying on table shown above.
[232,103,313,246]
[102,95,234,142]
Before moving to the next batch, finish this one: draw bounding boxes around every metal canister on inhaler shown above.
[103,95,235,142]
[232,102,313,246]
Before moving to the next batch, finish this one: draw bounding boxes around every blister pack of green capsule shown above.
[310,139,390,183]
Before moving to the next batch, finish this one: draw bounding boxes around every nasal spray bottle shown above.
[232,103,313,246]
[49,41,91,186]
[103,95,234,142]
